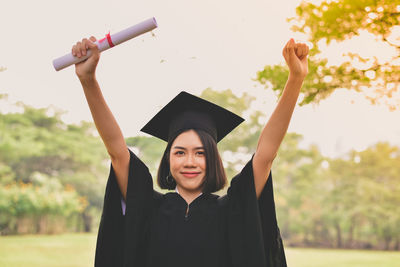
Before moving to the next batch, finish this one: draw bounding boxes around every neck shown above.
[176,186,203,205]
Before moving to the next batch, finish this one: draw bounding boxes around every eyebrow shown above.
[172,146,204,150]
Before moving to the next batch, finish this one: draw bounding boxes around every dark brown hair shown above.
[157,129,227,193]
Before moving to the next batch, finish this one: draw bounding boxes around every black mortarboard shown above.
[141,91,244,143]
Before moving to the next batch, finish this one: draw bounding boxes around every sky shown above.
[1,0,399,158]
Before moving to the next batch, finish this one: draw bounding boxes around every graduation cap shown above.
[141,91,244,143]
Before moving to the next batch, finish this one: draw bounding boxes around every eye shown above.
[174,151,185,155]
[196,150,205,156]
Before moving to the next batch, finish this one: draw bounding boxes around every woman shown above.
[72,37,309,267]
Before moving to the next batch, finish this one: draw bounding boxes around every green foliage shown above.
[200,88,255,116]
[122,88,400,250]
[255,0,400,248]
[0,181,84,218]
[275,140,400,250]
[273,133,326,245]
[0,101,108,234]
[0,179,85,234]
[0,105,107,180]
[200,88,259,152]
[293,0,399,44]
[1,88,399,250]
[0,163,14,184]
[257,0,400,109]
[200,88,262,179]
[125,136,165,176]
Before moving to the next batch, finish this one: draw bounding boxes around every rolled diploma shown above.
[52,17,158,71]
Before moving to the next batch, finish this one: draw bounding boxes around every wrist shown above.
[288,73,306,83]
[79,75,97,86]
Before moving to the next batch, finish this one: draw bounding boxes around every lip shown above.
[181,172,201,178]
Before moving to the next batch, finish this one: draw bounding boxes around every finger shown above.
[72,45,77,57]
[79,40,86,57]
[89,36,97,42]
[287,39,293,54]
[86,42,99,62]
[86,37,99,53]
[288,39,296,58]
[295,45,301,58]
[302,44,308,56]
[284,39,290,57]
[81,38,88,56]
[300,44,309,59]
[296,44,304,58]
[299,43,309,59]
[75,41,82,57]
[83,38,89,50]
[282,39,290,57]
[301,44,306,58]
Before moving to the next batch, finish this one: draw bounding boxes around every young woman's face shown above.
[169,130,206,196]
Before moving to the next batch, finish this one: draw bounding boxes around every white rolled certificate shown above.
[53,17,158,71]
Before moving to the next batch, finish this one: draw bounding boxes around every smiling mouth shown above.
[181,172,201,178]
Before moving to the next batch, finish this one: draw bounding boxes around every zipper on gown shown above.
[184,205,189,221]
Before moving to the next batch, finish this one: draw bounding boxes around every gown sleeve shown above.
[95,149,158,267]
[225,155,287,267]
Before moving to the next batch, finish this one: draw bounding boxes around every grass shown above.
[0,233,96,267]
[1,234,400,266]
[285,247,400,267]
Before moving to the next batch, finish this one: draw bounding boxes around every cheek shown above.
[169,155,182,171]
[199,157,206,171]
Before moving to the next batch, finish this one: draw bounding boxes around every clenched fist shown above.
[282,39,309,79]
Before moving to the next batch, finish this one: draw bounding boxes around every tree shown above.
[352,143,400,249]
[257,0,400,110]
[200,88,262,180]
[272,133,326,246]
[125,136,165,176]
[0,102,108,233]
[317,143,400,249]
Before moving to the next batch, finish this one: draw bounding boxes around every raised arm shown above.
[253,39,309,198]
[72,37,130,200]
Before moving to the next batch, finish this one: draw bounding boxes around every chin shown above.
[177,178,204,193]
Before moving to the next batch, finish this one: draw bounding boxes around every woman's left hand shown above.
[282,39,309,79]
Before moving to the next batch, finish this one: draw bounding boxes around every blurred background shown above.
[1,0,399,266]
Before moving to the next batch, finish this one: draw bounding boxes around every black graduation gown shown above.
[95,150,286,267]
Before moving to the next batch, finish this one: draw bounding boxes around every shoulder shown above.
[153,190,164,200]
[228,155,255,193]
[217,194,228,206]
[128,149,151,172]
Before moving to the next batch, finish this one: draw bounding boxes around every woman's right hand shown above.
[72,36,100,81]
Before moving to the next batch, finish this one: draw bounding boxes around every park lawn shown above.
[285,247,400,267]
[1,234,400,267]
[0,233,96,267]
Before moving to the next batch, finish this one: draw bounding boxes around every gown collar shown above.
[170,187,206,208]
[175,187,203,198]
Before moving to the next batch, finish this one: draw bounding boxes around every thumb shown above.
[287,39,296,59]
[87,36,99,53]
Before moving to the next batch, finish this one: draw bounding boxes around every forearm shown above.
[253,39,308,197]
[256,74,304,162]
[80,77,128,160]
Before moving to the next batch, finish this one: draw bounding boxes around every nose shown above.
[184,153,196,167]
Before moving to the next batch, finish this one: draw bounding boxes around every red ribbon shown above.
[98,32,115,47]
[106,32,115,47]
